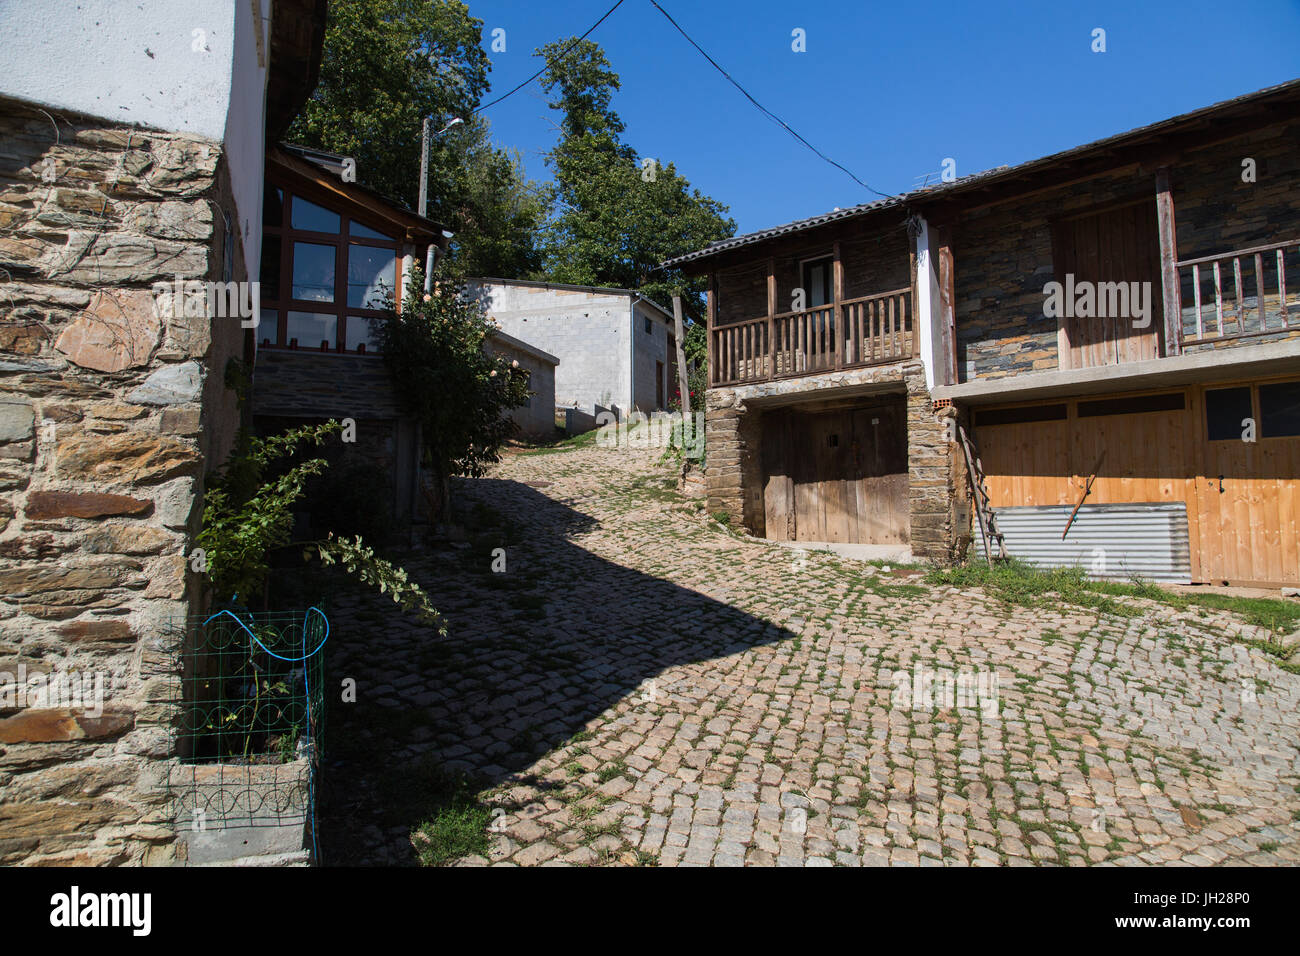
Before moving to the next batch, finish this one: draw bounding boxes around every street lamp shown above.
[417,116,463,218]
[416,116,463,292]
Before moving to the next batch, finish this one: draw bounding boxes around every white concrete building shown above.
[470,279,676,418]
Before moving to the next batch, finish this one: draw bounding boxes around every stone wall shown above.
[954,121,1300,381]
[0,97,245,865]
[904,365,958,562]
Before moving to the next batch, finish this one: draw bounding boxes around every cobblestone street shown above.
[320,442,1300,867]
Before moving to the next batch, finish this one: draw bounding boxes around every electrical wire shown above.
[647,0,894,200]
[472,0,628,115]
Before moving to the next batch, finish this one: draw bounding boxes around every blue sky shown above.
[465,0,1300,237]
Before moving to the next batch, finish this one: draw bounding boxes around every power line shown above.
[472,0,628,115]
[647,0,893,200]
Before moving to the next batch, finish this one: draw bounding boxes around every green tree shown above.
[536,39,734,315]
[426,116,549,278]
[376,265,531,527]
[287,0,546,277]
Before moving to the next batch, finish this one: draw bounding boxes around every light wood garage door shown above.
[974,380,1300,586]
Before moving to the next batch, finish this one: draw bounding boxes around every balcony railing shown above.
[710,287,913,386]
[1177,239,1298,346]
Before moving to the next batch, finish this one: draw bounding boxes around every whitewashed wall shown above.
[475,282,631,414]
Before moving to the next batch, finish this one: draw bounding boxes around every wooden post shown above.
[1155,167,1181,357]
[909,244,918,358]
[937,227,957,386]
[706,272,717,387]
[672,295,691,418]
[833,241,844,369]
[766,257,776,380]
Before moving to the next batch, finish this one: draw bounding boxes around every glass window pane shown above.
[345,315,383,354]
[1260,380,1300,438]
[347,244,395,308]
[260,235,282,295]
[291,196,340,233]
[350,220,393,241]
[292,242,336,303]
[1205,386,1252,441]
[263,187,283,228]
[286,311,337,350]
[259,309,279,347]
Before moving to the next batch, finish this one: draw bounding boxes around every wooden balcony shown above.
[1177,238,1298,347]
[709,287,914,387]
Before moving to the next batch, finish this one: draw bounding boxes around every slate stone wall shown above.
[0,97,244,865]
[954,121,1300,381]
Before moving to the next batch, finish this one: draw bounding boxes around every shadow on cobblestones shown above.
[317,478,795,864]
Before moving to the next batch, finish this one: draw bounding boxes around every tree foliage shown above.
[286,0,546,278]
[535,39,735,315]
[376,265,531,523]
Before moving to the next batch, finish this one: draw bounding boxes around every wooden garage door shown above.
[1195,381,1300,585]
[974,384,1300,586]
[762,400,908,544]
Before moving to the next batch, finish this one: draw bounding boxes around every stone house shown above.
[0,0,328,865]
[668,79,1300,583]
[469,278,676,419]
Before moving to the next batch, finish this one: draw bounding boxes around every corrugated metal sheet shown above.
[975,502,1191,583]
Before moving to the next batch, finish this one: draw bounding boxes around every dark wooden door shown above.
[1054,200,1164,369]
[762,400,909,544]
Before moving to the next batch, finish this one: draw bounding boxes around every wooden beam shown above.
[909,243,918,358]
[707,273,717,387]
[832,241,844,369]
[1155,167,1181,357]
[767,257,776,380]
[936,227,957,386]
[673,295,691,418]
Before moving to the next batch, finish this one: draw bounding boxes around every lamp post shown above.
[417,116,463,218]
[417,116,463,292]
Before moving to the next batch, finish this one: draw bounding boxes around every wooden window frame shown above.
[260,179,406,356]
[799,253,835,309]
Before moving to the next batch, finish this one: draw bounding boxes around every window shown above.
[259,182,407,354]
[1077,393,1184,418]
[1205,387,1253,441]
[975,403,1068,427]
[291,196,340,233]
[1259,380,1300,437]
[644,315,652,334]
[292,242,336,302]
[801,256,833,308]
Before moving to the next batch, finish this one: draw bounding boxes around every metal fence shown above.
[164,607,327,863]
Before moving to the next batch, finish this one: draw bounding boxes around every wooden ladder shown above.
[956,422,1007,565]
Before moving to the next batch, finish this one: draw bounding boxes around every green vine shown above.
[199,420,442,629]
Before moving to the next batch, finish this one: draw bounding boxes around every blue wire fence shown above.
[164,606,329,863]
